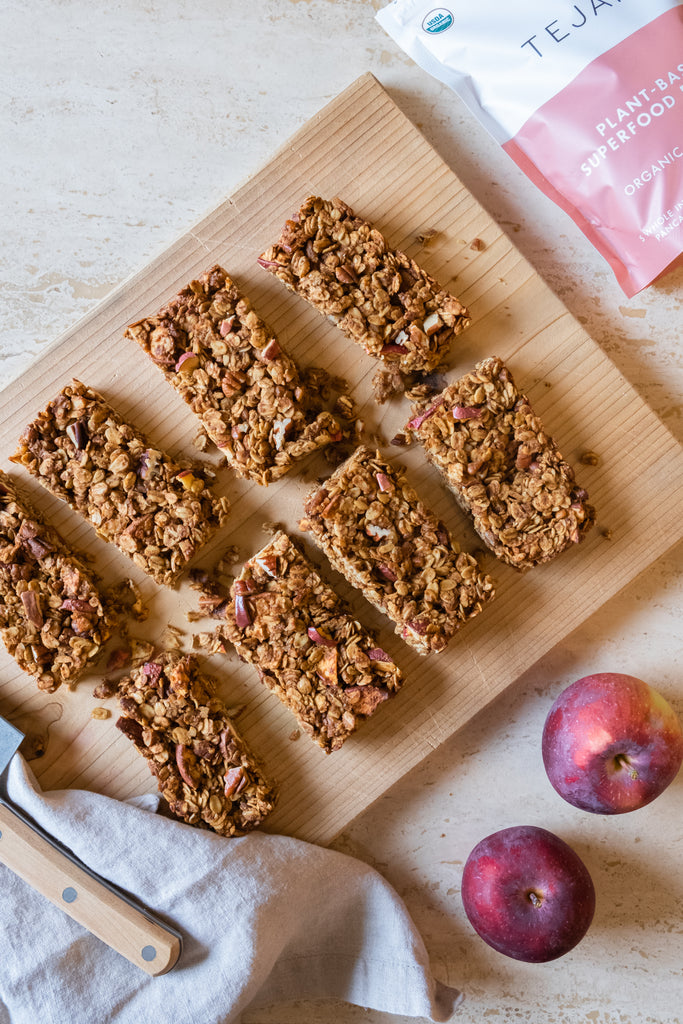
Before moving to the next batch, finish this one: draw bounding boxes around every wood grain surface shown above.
[1,73,681,845]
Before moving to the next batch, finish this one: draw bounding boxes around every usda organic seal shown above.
[422,8,453,33]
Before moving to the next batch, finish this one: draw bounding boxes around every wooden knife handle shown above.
[0,802,181,975]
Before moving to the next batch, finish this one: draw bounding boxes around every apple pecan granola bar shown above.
[258,196,470,375]
[11,380,230,587]
[405,357,595,571]
[215,530,403,754]
[116,651,277,836]
[125,265,343,485]
[300,446,495,655]
[0,471,113,692]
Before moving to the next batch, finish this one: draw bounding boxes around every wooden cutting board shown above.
[1,73,681,845]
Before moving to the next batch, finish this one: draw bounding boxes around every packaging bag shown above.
[377,0,683,296]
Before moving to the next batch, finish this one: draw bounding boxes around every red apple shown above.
[461,825,595,962]
[542,673,683,814]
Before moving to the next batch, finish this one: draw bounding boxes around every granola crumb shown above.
[216,546,240,574]
[192,630,223,652]
[289,730,301,742]
[105,645,132,673]
[416,227,438,245]
[91,707,111,720]
[470,237,486,251]
[301,365,333,400]
[197,591,229,618]
[580,450,600,466]
[107,578,150,623]
[372,366,405,405]
[188,567,220,593]
[20,731,49,760]
[602,527,614,540]
[129,638,155,667]
[390,432,410,447]
[332,393,358,420]
[329,374,352,395]
[192,430,209,452]
[160,624,184,650]
[93,678,119,700]
[404,382,437,403]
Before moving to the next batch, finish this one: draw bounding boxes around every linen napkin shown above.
[0,755,461,1023]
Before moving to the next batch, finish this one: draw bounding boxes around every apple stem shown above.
[615,754,639,780]
[527,891,543,909]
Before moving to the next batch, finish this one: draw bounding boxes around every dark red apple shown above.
[461,825,595,962]
[542,673,683,814]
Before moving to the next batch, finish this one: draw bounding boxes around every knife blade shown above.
[0,712,182,975]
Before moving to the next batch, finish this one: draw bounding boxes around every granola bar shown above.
[300,446,495,655]
[405,357,595,571]
[11,380,230,587]
[258,196,470,375]
[0,471,112,692]
[116,651,277,836]
[216,531,403,754]
[125,265,342,485]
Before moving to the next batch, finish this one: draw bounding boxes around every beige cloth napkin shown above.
[0,755,461,1023]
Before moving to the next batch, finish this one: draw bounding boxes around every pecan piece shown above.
[115,716,145,745]
[65,420,88,450]
[224,766,248,799]
[176,744,198,790]
[20,590,43,629]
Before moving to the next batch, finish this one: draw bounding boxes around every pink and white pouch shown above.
[377,0,683,296]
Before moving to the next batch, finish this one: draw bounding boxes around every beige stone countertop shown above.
[1,3,682,1023]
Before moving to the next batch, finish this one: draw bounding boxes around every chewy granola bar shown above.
[125,265,342,485]
[405,357,595,571]
[216,530,403,754]
[258,196,470,375]
[0,471,112,692]
[300,446,495,655]
[116,651,277,836]
[11,380,230,587]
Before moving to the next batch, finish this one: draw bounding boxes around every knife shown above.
[0,712,182,975]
